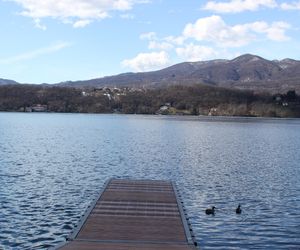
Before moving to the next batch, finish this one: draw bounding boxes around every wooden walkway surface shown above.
[55,179,198,250]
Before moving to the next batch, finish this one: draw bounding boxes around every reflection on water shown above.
[0,113,299,249]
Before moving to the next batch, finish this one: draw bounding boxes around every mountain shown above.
[0,78,19,85]
[1,54,300,93]
[59,54,300,93]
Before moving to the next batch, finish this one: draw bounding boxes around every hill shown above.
[58,54,300,93]
[0,78,19,85]
[0,84,299,117]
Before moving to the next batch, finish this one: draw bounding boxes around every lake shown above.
[0,113,299,249]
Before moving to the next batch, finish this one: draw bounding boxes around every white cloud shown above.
[120,13,135,19]
[183,15,290,47]
[122,51,170,71]
[248,21,291,41]
[164,36,185,46]
[139,32,157,40]
[148,41,173,50]
[123,10,291,70]
[9,0,148,27]
[140,32,174,50]
[203,0,277,13]
[0,41,71,64]
[267,22,291,41]
[183,15,252,47]
[73,19,92,28]
[34,18,47,30]
[281,1,300,10]
[176,44,218,61]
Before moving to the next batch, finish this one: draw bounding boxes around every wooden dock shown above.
[55,179,198,250]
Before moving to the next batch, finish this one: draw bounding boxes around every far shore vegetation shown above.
[0,84,299,118]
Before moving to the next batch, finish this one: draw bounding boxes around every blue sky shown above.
[1,0,300,83]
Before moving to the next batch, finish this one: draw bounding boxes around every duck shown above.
[236,204,242,214]
[205,206,216,215]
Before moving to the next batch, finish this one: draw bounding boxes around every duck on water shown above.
[205,205,242,215]
[205,206,216,215]
[236,204,242,214]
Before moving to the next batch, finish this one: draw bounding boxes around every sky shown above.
[1,0,300,83]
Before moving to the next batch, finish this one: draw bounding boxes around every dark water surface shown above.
[0,113,299,249]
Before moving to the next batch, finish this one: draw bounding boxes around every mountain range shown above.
[2,54,300,93]
[0,78,19,85]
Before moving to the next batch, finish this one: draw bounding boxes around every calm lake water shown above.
[0,113,299,249]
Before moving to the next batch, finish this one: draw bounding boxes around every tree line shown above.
[0,84,299,117]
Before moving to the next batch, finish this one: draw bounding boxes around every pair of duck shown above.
[205,204,242,215]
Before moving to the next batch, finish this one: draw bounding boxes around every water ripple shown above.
[0,113,299,249]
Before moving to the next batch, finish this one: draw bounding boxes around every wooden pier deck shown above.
[55,179,198,250]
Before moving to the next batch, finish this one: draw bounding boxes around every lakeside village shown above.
[22,86,195,114]
[22,87,130,113]
[21,86,299,116]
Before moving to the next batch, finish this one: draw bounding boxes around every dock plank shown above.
[55,179,198,250]
[59,241,194,250]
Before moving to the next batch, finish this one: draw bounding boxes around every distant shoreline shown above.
[1,111,300,122]
[1,84,299,118]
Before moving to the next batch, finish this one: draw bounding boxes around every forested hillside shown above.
[0,84,299,117]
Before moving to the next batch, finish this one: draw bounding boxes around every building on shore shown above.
[25,104,48,112]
